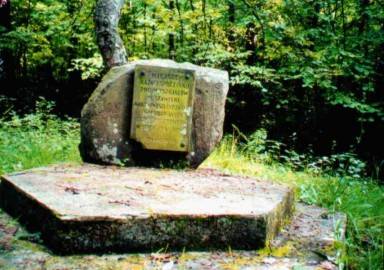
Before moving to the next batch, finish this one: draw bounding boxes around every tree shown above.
[94,0,127,69]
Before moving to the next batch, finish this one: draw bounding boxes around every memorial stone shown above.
[79,59,229,168]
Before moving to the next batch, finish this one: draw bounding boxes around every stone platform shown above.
[0,164,294,254]
[0,203,346,270]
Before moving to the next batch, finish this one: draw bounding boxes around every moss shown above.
[0,209,19,228]
[218,251,264,269]
[319,239,345,260]
[257,241,299,258]
[12,239,47,253]
[270,242,295,257]
[265,188,295,248]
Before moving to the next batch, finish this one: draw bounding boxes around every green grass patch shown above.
[0,101,81,175]
[203,136,384,269]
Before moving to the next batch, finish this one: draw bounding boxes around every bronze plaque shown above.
[130,65,195,152]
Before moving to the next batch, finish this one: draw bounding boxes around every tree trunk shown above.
[359,0,370,56]
[94,0,127,69]
[0,0,12,82]
[202,0,207,35]
[245,22,257,65]
[151,11,157,52]
[144,2,147,55]
[227,0,235,49]
[189,0,198,56]
[240,0,265,62]
[168,0,176,59]
[0,0,10,29]
[341,0,346,48]
[359,0,370,34]
[175,0,184,47]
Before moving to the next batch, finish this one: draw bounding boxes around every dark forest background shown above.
[0,0,383,179]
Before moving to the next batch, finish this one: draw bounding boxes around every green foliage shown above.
[1,0,383,167]
[230,125,282,163]
[0,0,98,80]
[0,98,81,174]
[298,177,383,270]
[204,134,384,270]
[280,150,368,179]
[2,0,383,116]
[68,53,104,80]
[230,127,370,179]
[310,153,367,178]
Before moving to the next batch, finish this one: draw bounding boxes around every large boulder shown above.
[80,59,229,168]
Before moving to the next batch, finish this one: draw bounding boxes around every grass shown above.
[203,136,384,270]
[0,103,383,269]
[0,101,81,175]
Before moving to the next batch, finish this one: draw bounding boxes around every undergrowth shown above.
[0,99,81,175]
[203,135,384,270]
[0,100,382,269]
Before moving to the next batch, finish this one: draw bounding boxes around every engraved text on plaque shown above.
[130,65,195,152]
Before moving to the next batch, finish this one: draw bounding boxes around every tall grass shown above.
[0,100,81,175]
[203,136,384,270]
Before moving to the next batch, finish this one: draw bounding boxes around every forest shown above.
[0,1,383,269]
[1,0,384,178]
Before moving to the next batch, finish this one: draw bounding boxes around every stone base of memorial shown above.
[0,164,294,254]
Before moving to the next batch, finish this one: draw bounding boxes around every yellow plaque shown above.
[130,65,195,152]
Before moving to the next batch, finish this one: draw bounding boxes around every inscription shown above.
[130,65,195,152]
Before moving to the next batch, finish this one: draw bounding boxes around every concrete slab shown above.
[0,164,294,254]
[0,203,346,269]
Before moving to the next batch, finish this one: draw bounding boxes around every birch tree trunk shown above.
[95,0,127,69]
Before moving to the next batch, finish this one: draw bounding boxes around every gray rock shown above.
[79,59,229,168]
